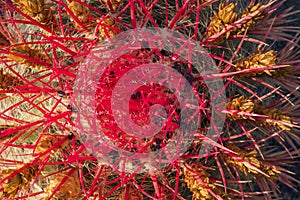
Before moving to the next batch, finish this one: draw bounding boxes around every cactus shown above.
[0,0,300,199]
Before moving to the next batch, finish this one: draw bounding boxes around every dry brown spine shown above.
[97,16,122,40]
[205,3,237,42]
[254,105,293,131]
[6,45,51,70]
[0,164,39,198]
[182,164,231,200]
[226,96,293,131]
[35,134,68,159]
[103,0,123,12]
[43,170,81,200]
[11,0,56,29]
[220,143,281,180]
[226,96,255,119]
[236,3,265,35]
[206,2,267,44]
[67,1,90,31]
[0,69,25,90]
[234,50,294,77]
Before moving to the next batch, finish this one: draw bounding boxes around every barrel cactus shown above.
[0,0,299,199]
